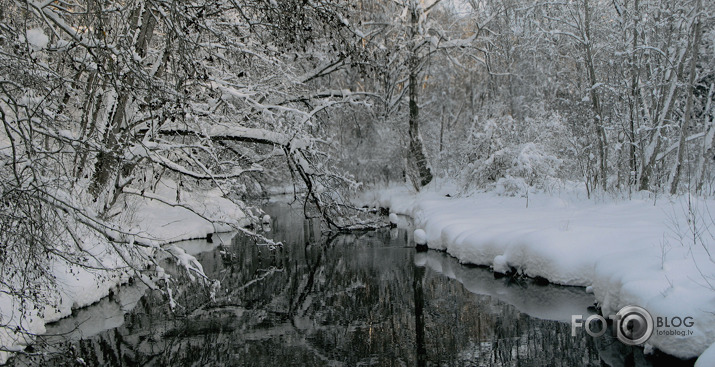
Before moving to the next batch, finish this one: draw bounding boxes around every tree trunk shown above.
[638,34,690,191]
[695,83,714,193]
[583,0,607,191]
[670,0,702,194]
[439,103,445,152]
[628,0,639,187]
[89,5,156,209]
[407,1,433,189]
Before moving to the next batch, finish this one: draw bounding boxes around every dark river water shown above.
[11,201,695,366]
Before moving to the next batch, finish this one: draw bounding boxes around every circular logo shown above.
[616,305,654,345]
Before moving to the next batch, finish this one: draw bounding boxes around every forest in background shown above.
[3,0,715,222]
[331,0,715,198]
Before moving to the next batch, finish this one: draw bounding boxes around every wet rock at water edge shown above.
[533,276,550,286]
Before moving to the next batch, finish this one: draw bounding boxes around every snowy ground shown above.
[0,180,247,364]
[360,181,715,362]
[119,179,250,244]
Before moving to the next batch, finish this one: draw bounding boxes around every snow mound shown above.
[389,212,399,224]
[414,229,427,245]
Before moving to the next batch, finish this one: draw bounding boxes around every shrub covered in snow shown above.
[509,142,563,189]
[458,106,573,193]
[495,175,527,196]
[472,148,513,185]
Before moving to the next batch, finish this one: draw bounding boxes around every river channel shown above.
[11,201,693,366]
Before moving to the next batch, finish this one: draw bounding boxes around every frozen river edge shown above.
[363,183,715,364]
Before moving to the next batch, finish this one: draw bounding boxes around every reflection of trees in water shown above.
[15,206,656,366]
[417,275,601,367]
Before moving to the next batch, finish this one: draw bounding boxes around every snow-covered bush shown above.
[471,148,513,185]
[486,144,563,196]
[509,142,563,189]
[460,106,572,193]
[495,175,527,196]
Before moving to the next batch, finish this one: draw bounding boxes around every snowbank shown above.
[121,179,250,244]
[361,182,715,360]
[0,181,247,364]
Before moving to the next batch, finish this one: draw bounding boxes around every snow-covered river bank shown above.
[0,180,248,365]
[362,182,715,364]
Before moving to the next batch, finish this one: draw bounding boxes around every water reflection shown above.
[11,202,693,366]
[414,251,597,323]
